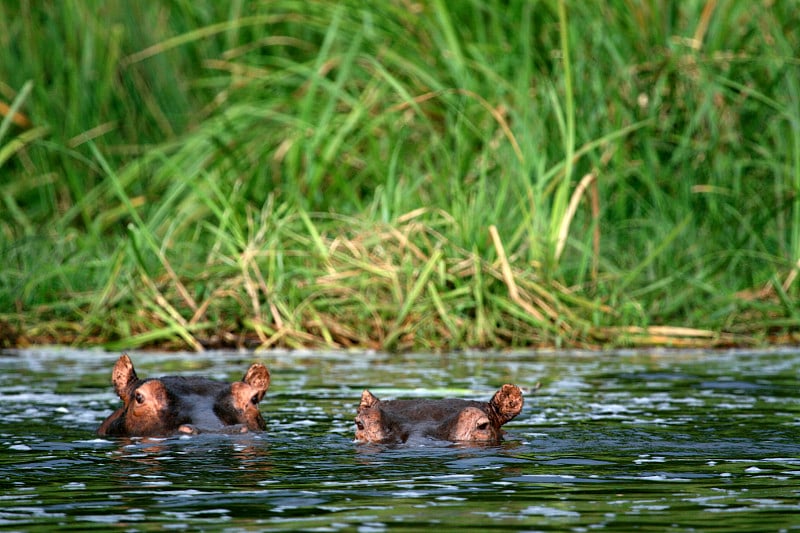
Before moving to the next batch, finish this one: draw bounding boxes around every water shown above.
[1,348,799,531]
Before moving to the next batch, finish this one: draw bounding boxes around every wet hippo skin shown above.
[354,384,524,444]
[97,354,271,437]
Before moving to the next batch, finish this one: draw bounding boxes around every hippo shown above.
[354,384,524,444]
[97,354,271,437]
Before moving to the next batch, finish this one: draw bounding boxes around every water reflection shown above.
[1,348,800,530]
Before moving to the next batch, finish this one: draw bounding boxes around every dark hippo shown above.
[354,384,524,444]
[97,354,271,437]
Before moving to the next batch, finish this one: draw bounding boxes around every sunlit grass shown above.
[1,0,799,350]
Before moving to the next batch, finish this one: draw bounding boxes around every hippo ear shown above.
[490,384,524,424]
[359,390,380,410]
[111,354,138,399]
[242,363,270,399]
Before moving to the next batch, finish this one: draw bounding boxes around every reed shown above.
[1,0,798,350]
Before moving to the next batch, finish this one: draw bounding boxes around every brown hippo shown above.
[354,384,524,444]
[97,354,271,437]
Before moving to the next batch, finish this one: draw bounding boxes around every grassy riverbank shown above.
[2,1,799,351]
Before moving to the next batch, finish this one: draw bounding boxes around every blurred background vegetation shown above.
[1,0,799,351]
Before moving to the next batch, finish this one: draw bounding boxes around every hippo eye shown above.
[355,419,364,431]
[476,421,489,431]
[135,392,145,404]
[250,394,259,405]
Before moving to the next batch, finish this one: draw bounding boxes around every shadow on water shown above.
[1,348,800,530]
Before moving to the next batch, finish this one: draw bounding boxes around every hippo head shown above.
[97,354,271,437]
[354,384,524,444]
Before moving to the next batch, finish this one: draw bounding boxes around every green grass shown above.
[1,0,799,351]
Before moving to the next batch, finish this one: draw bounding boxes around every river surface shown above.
[1,347,799,531]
